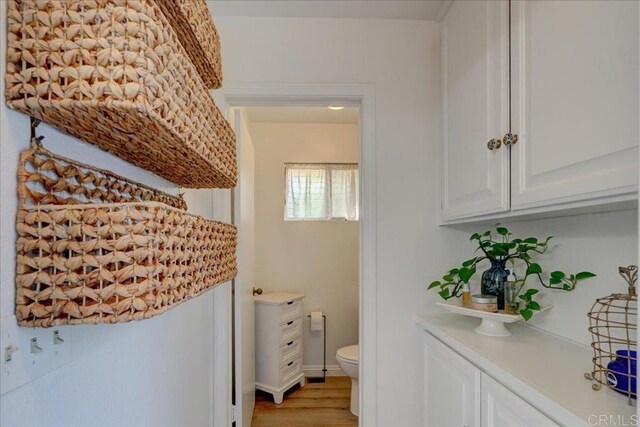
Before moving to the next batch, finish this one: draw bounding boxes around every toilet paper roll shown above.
[310,311,323,332]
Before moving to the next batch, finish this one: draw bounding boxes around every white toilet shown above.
[336,344,359,416]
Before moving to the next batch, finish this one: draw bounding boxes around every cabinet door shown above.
[510,0,639,211]
[441,0,510,222]
[481,374,558,427]
[424,333,480,427]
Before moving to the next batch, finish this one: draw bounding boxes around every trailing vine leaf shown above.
[458,267,475,283]
[428,281,441,290]
[576,272,597,280]
[462,257,479,267]
[528,301,541,311]
[521,309,533,321]
[526,263,542,275]
[496,227,509,236]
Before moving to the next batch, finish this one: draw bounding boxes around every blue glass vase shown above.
[481,259,509,310]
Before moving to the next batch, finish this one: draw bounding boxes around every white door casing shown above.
[509,0,639,211]
[232,108,256,426]
[440,0,510,222]
[221,82,376,427]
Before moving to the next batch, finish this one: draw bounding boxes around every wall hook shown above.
[30,117,44,148]
[30,338,43,354]
[53,330,64,345]
[4,345,18,363]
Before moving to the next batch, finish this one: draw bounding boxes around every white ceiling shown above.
[208,1,447,21]
[244,106,359,124]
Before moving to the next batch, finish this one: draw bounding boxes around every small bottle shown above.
[504,272,517,314]
[462,282,471,307]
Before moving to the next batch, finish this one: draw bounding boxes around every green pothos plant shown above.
[428,227,596,320]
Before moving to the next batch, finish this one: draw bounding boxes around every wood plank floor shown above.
[251,376,358,427]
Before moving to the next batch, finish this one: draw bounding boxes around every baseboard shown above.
[303,364,345,377]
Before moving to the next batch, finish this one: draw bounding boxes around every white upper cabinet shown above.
[510,0,639,211]
[440,0,510,221]
[440,0,639,224]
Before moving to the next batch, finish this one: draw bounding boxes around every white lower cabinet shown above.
[424,333,480,427]
[481,374,558,427]
[424,333,558,427]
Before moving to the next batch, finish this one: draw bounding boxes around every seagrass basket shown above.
[156,0,223,89]
[19,145,188,210]
[15,145,237,327]
[6,0,236,188]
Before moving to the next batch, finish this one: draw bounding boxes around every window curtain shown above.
[285,163,359,221]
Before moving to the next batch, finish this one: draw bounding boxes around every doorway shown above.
[221,83,377,427]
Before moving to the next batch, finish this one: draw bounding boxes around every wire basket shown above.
[585,265,637,405]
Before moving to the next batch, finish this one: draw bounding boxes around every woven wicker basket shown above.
[19,145,188,210]
[15,146,237,327]
[16,202,237,327]
[156,0,223,89]
[6,0,236,189]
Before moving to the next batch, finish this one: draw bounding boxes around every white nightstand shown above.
[254,292,305,404]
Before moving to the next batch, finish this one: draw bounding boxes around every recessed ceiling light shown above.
[328,106,345,111]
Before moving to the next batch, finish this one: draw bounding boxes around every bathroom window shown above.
[284,163,359,221]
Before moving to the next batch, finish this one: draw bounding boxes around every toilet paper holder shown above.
[307,314,327,383]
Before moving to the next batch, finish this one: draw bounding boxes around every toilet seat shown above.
[336,344,359,416]
[336,345,358,363]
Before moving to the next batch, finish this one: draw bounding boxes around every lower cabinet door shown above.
[424,333,480,427]
[481,374,558,427]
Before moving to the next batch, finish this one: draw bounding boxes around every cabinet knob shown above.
[252,287,263,296]
[487,138,502,150]
[503,133,518,146]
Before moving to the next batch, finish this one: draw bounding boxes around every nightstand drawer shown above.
[279,299,302,324]
[279,337,302,367]
[279,318,302,346]
[280,357,302,384]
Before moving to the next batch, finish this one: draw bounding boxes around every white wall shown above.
[250,122,359,374]
[213,15,446,426]
[0,3,228,425]
[213,14,638,427]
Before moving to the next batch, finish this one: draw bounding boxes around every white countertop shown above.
[414,314,635,426]
[254,292,304,305]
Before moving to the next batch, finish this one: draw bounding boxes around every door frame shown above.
[216,82,377,427]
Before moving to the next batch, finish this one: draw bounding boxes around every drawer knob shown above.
[252,287,263,296]
[502,133,518,146]
[487,138,502,150]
